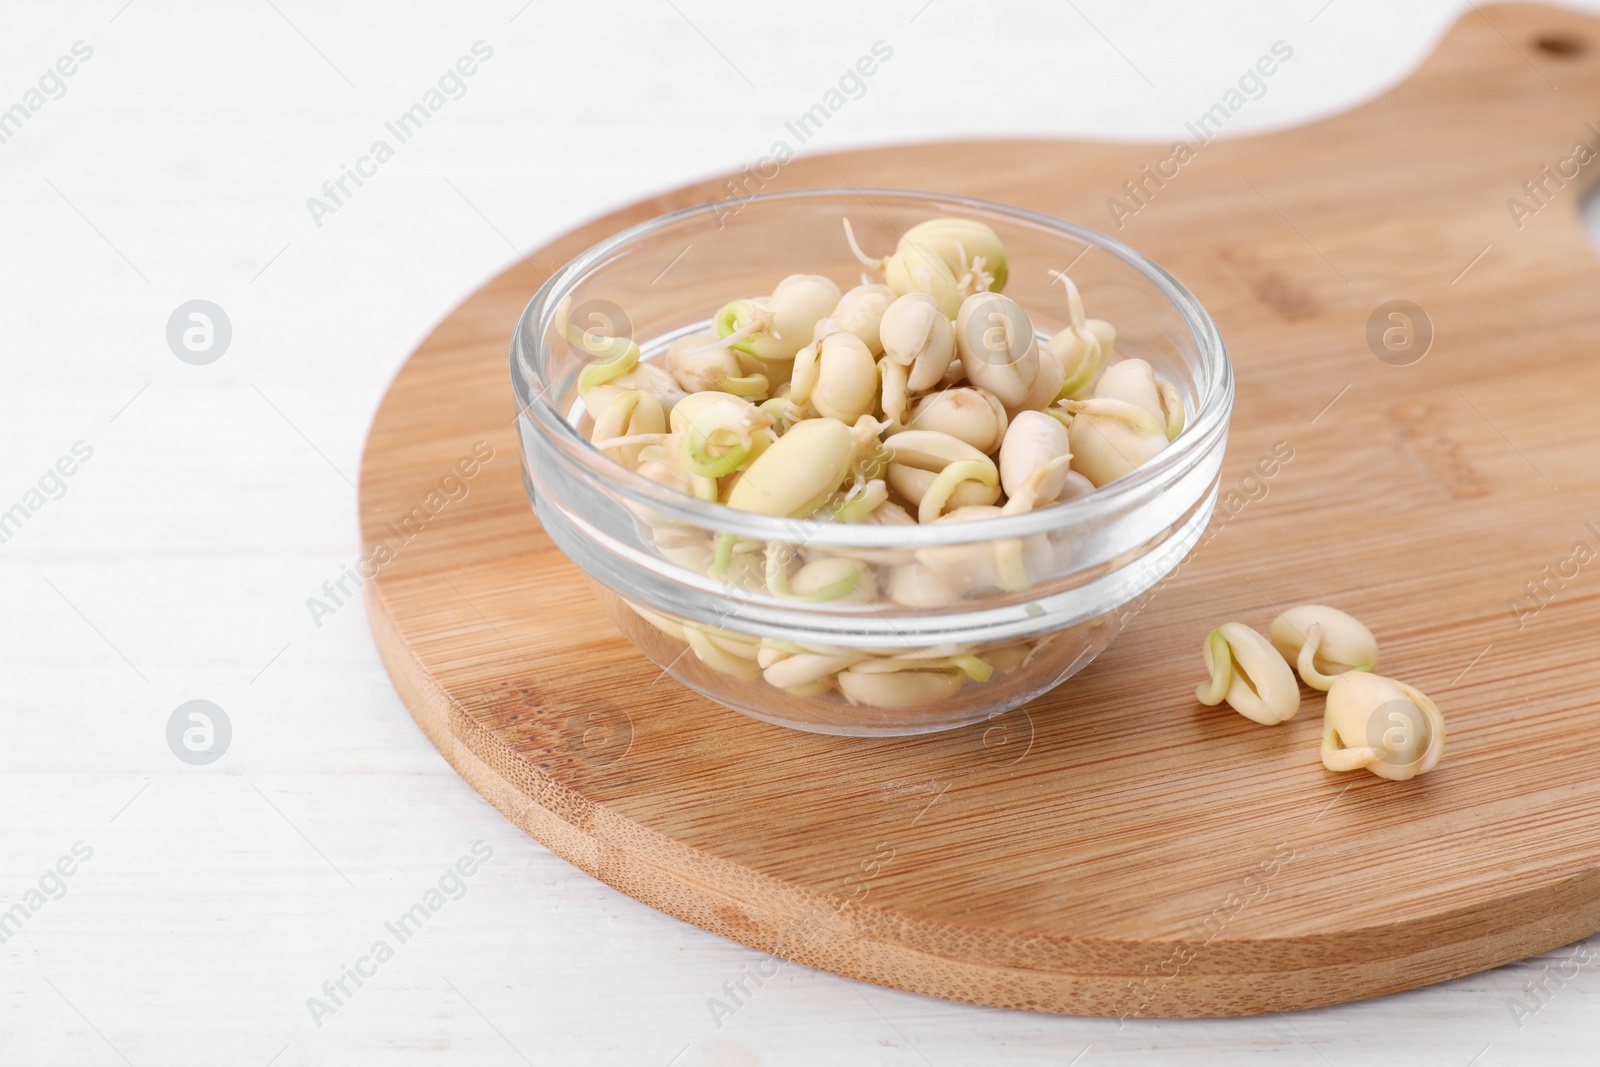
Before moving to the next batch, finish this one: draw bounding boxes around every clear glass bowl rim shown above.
[512,187,1232,548]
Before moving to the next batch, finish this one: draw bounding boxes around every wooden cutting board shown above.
[359,4,1600,1017]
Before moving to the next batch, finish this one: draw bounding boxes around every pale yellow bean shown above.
[789,556,878,602]
[880,293,958,392]
[984,643,1031,673]
[900,217,1008,294]
[762,652,869,690]
[1322,672,1445,780]
[859,499,918,527]
[837,666,965,708]
[726,416,854,518]
[1195,623,1300,725]
[999,410,1073,509]
[884,429,993,472]
[667,332,768,398]
[901,387,1007,453]
[1057,469,1096,501]
[633,440,693,496]
[589,390,666,469]
[1092,359,1182,439]
[955,292,1040,406]
[684,626,762,680]
[674,393,775,478]
[818,283,896,354]
[884,243,965,318]
[886,466,997,516]
[1093,359,1164,420]
[1063,397,1168,487]
[845,217,1008,304]
[714,274,842,362]
[885,560,965,607]
[915,505,1049,593]
[584,362,686,418]
[884,430,1001,518]
[809,332,878,423]
[1088,358,1190,441]
[669,391,771,436]
[1270,605,1379,691]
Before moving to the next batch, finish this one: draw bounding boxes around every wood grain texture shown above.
[358,5,1600,1017]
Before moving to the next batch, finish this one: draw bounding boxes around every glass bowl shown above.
[512,189,1232,736]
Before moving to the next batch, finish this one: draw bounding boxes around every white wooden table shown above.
[4,1,1598,1062]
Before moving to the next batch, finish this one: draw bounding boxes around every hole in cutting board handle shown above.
[1534,32,1586,56]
